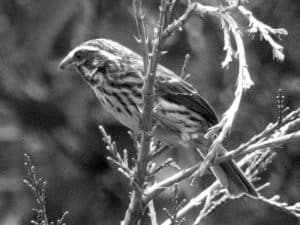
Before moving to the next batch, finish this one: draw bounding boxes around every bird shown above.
[59,38,258,197]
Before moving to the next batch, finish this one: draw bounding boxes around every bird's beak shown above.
[59,55,74,70]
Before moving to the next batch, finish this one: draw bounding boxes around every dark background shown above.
[0,0,299,224]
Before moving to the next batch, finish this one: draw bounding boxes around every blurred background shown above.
[0,0,299,224]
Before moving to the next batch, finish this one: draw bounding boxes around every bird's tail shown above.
[192,141,258,197]
[215,154,258,197]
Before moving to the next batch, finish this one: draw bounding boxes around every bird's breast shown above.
[92,81,143,132]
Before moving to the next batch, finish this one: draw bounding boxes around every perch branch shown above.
[217,129,300,163]
[122,1,170,224]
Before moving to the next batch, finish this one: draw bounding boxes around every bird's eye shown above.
[92,59,99,66]
[74,51,84,61]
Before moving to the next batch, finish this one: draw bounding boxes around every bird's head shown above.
[59,39,123,83]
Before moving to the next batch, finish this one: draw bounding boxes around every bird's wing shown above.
[108,45,219,126]
[155,74,218,127]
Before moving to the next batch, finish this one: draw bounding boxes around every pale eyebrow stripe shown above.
[73,45,99,52]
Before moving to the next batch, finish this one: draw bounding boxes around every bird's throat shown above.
[76,65,98,85]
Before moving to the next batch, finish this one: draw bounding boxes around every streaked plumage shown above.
[59,38,258,197]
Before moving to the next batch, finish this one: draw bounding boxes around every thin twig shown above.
[149,144,170,161]
[144,163,200,203]
[161,182,221,225]
[122,1,170,225]
[163,185,186,225]
[161,1,196,44]
[148,200,158,225]
[24,154,49,225]
[180,53,190,79]
[223,107,300,161]
[217,130,300,163]
[23,154,69,225]
[259,196,300,218]
[133,0,149,71]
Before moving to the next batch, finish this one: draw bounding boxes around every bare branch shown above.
[148,200,159,225]
[221,18,234,68]
[230,107,300,154]
[208,13,254,137]
[180,53,191,79]
[149,158,180,175]
[259,196,300,218]
[144,163,200,203]
[193,189,228,225]
[162,185,186,225]
[161,182,221,225]
[161,2,196,43]
[123,1,171,224]
[217,107,300,163]
[133,0,149,71]
[218,129,300,163]
[99,125,133,180]
[149,144,170,161]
